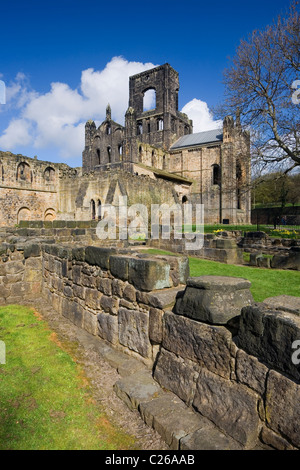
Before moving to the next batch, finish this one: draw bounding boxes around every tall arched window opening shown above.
[143,89,156,112]
[91,200,96,220]
[212,164,221,187]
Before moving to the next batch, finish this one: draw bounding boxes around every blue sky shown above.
[0,0,293,167]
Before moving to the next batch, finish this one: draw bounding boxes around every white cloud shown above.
[0,118,33,148]
[181,98,222,133]
[0,57,157,161]
[0,58,222,163]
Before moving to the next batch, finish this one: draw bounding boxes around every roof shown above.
[134,163,193,184]
[170,129,223,150]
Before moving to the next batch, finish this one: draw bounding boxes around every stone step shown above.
[113,369,244,450]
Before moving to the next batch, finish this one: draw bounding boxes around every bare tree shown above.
[218,1,300,174]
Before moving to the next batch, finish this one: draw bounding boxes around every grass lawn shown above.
[146,249,300,302]
[189,257,300,302]
[0,305,137,450]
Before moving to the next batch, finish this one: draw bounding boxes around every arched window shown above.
[118,145,123,160]
[151,150,156,167]
[139,145,143,163]
[97,200,102,220]
[137,122,143,135]
[157,118,164,131]
[106,124,111,135]
[91,200,96,220]
[107,147,111,163]
[182,195,188,204]
[212,164,221,187]
[143,89,156,112]
[17,162,31,182]
[17,207,31,223]
[44,208,56,221]
[96,149,101,165]
[44,166,55,182]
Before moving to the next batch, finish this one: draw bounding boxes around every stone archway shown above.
[17,207,31,223]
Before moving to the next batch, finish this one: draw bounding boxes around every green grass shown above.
[189,257,300,302]
[145,249,300,302]
[0,305,137,450]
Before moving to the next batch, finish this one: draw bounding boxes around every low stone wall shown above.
[0,241,299,450]
[154,279,300,449]
[149,233,244,265]
[42,245,189,366]
[0,242,42,305]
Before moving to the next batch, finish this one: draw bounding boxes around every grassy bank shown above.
[146,249,300,302]
[0,305,136,450]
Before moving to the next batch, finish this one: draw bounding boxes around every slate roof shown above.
[170,129,223,150]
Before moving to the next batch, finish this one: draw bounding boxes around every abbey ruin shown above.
[1,63,299,451]
[0,63,251,227]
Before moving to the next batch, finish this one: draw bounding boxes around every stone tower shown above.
[124,63,193,163]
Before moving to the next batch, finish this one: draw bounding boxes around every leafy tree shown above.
[219,2,300,173]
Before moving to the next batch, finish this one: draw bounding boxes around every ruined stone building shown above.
[0,63,251,227]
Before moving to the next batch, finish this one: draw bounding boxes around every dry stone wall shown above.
[0,238,299,450]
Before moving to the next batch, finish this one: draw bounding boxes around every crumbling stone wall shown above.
[0,240,299,450]
[0,241,42,305]
[42,245,189,365]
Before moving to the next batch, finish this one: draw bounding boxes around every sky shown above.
[0,0,294,168]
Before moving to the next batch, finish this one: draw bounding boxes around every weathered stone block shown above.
[97,312,119,344]
[154,348,199,405]
[85,288,101,310]
[263,295,300,316]
[128,257,171,291]
[155,255,189,286]
[4,261,24,275]
[61,298,83,327]
[249,252,262,266]
[85,246,116,270]
[180,424,243,450]
[113,369,165,411]
[72,284,85,300]
[100,295,119,315]
[147,286,184,310]
[149,307,164,343]
[112,278,126,298]
[63,285,73,298]
[97,277,112,296]
[23,243,41,259]
[237,304,300,381]
[118,307,151,358]
[123,283,136,302]
[139,393,206,450]
[235,349,268,396]
[265,370,300,449]
[71,247,86,262]
[109,255,129,281]
[162,311,235,379]
[175,276,253,324]
[72,265,81,285]
[193,368,260,448]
